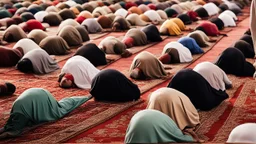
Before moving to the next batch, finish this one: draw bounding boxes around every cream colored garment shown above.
[92,7,108,16]
[115,8,128,18]
[171,4,184,14]
[123,28,148,46]
[250,0,256,57]
[13,38,41,54]
[189,30,210,42]
[28,29,48,44]
[78,11,93,18]
[130,51,167,78]
[65,1,77,7]
[138,4,150,13]
[126,13,148,26]
[144,10,162,22]
[193,61,232,91]
[218,13,236,27]
[61,56,100,89]
[157,10,168,20]
[58,19,80,31]
[147,87,200,130]
[162,42,193,63]
[98,36,126,54]
[34,11,48,22]
[203,2,220,16]
[222,10,237,20]
[227,123,256,143]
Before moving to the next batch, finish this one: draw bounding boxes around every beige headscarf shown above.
[57,25,83,46]
[126,13,148,26]
[39,36,70,55]
[3,25,27,42]
[130,51,166,79]
[58,19,80,31]
[27,29,48,44]
[147,87,200,130]
[123,28,148,46]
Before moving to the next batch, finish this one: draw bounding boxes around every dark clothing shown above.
[233,40,255,58]
[141,24,162,42]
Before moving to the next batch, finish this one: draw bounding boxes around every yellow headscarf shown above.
[165,20,182,36]
[171,18,187,31]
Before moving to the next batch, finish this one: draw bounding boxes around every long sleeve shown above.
[250,0,256,57]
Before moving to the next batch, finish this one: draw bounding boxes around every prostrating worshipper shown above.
[17,49,59,74]
[0,88,90,139]
[148,3,156,10]
[147,88,200,131]
[168,69,228,110]
[0,9,12,19]
[193,61,232,91]
[57,25,83,47]
[214,48,255,76]
[178,37,204,54]
[194,7,209,18]
[239,34,253,47]
[58,9,76,20]
[45,5,59,13]
[56,3,70,10]
[27,29,48,44]
[222,10,238,21]
[128,6,143,15]
[92,7,107,17]
[171,18,191,31]
[141,24,162,42]
[109,3,122,13]
[74,43,107,67]
[171,4,184,14]
[97,16,112,28]
[39,36,70,55]
[78,11,93,19]
[232,40,255,58]
[21,19,46,32]
[139,14,151,23]
[114,8,129,18]
[75,25,90,42]
[187,10,199,21]
[81,18,103,33]
[98,36,132,58]
[20,12,35,22]
[203,2,220,16]
[177,13,192,25]
[82,3,94,13]
[160,19,182,36]
[159,42,193,64]
[58,18,80,31]
[111,16,131,31]
[70,7,80,16]
[130,51,167,80]
[219,3,229,12]
[143,10,162,24]
[187,31,209,47]
[195,21,220,36]
[90,69,140,102]
[13,38,41,54]
[157,10,168,20]
[122,28,148,48]
[164,7,178,18]
[0,82,16,96]
[227,123,256,143]
[251,0,256,56]
[2,25,27,42]
[209,17,225,30]
[15,7,28,16]
[138,4,150,13]
[34,11,48,22]
[0,46,23,67]
[43,12,63,26]
[58,56,99,89]
[218,13,236,27]
[125,109,201,143]
[126,13,148,26]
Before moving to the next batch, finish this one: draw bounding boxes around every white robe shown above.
[61,56,100,89]
[13,38,41,54]
[34,11,48,22]
[144,10,162,22]
[114,8,128,18]
[58,19,80,32]
[193,61,232,91]
[203,3,220,16]
[222,10,237,20]
[227,123,256,143]
[218,13,236,27]
[162,42,193,63]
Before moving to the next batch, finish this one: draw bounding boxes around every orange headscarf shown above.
[140,14,150,22]
[196,0,207,5]
[128,6,143,15]
[78,11,93,19]
[70,7,80,15]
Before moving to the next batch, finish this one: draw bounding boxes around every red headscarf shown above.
[25,19,45,32]
[52,0,59,5]
[197,21,220,36]
[159,53,171,64]
[187,11,198,21]
[147,4,156,10]
[75,16,86,24]
[123,37,134,48]
[125,2,137,10]
[64,73,74,82]
[8,8,17,15]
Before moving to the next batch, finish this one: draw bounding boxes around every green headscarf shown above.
[125,109,194,143]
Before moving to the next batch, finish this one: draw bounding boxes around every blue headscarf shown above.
[178,37,204,54]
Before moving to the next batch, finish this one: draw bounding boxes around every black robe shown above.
[195,7,209,18]
[239,34,253,47]
[90,69,141,102]
[167,68,228,111]
[233,40,255,58]
[177,13,192,25]
[141,24,162,42]
[209,17,224,30]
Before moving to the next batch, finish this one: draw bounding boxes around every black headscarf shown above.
[233,40,255,58]
[164,7,178,17]
[230,7,242,15]
[195,7,209,18]
[167,68,228,111]
[74,43,107,67]
[17,58,33,73]
[141,24,162,42]
[82,3,94,13]
[43,13,63,26]
[209,17,224,30]
[177,13,192,25]
[75,26,90,42]
[239,34,253,47]
[214,48,255,76]
[58,9,76,20]
[5,82,16,95]
[218,4,229,12]
[20,12,35,22]
[90,69,141,102]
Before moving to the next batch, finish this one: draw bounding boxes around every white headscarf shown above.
[61,56,100,89]
[162,42,193,63]
[222,10,237,20]
[34,11,48,22]
[203,2,220,16]
[114,8,128,18]
[13,38,41,54]
[227,123,256,143]
[218,13,236,27]
[144,10,162,22]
